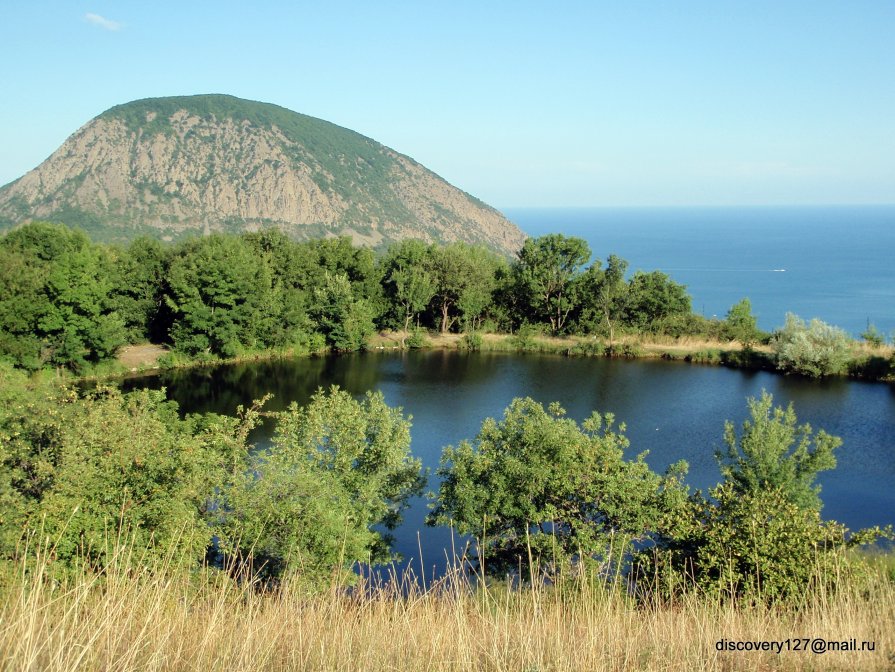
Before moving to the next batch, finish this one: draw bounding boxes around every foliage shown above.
[579,254,628,344]
[716,391,839,512]
[0,379,237,569]
[623,270,691,332]
[430,397,688,578]
[309,272,375,351]
[0,222,126,371]
[109,236,172,342]
[723,298,762,347]
[380,239,436,335]
[166,235,273,357]
[643,484,855,601]
[514,234,590,334]
[641,392,877,602]
[216,387,424,583]
[425,242,500,333]
[860,322,886,347]
[459,332,483,351]
[771,313,853,377]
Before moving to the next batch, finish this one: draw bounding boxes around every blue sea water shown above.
[504,205,895,338]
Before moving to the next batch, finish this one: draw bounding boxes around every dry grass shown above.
[2,543,893,672]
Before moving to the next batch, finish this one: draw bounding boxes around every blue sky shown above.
[1,1,893,207]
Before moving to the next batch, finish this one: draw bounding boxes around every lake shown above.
[123,350,895,578]
[506,205,895,338]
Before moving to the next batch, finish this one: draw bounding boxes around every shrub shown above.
[642,484,855,601]
[640,391,886,602]
[771,313,853,377]
[405,328,430,349]
[459,332,483,351]
[0,383,236,569]
[860,322,886,347]
[509,323,540,351]
[430,397,687,578]
[216,387,425,584]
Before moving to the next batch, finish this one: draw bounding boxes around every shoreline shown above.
[94,331,894,385]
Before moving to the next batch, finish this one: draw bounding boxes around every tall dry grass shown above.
[1,540,893,671]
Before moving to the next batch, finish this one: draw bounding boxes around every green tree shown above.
[0,222,126,371]
[640,393,874,602]
[241,229,320,351]
[644,483,853,601]
[580,254,628,346]
[309,272,375,351]
[110,236,171,343]
[860,322,885,347]
[380,239,436,340]
[623,270,691,332]
[514,234,590,334]
[771,313,852,378]
[0,381,236,568]
[217,387,424,583]
[723,298,762,348]
[166,235,273,357]
[716,390,839,511]
[430,397,687,577]
[426,243,499,334]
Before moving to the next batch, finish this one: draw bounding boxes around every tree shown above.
[166,235,273,357]
[110,236,171,343]
[515,234,590,334]
[426,243,499,334]
[580,254,628,346]
[724,298,761,348]
[430,397,687,578]
[380,240,436,341]
[309,272,375,351]
[0,222,126,371]
[771,313,852,378]
[640,392,863,602]
[623,270,691,332]
[0,382,234,568]
[716,390,839,511]
[216,387,424,583]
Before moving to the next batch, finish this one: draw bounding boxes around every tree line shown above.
[0,222,759,372]
[2,221,888,380]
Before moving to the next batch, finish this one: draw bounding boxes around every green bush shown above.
[405,328,429,349]
[215,387,424,584]
[642,484,855,601]
[570,339,605,357]
[0,383,238,569]
[509,323,541,351]
[771,313,853,378]
[639,391,885,602]
[430,397,687,578]
[459,332,483,351]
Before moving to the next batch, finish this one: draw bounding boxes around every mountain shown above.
[0,95,526,255]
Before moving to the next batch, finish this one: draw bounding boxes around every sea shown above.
[504,205,895,338]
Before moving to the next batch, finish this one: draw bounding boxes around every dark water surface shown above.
[123,351,895,577]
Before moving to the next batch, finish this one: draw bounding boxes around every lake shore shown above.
[106,331,894,384]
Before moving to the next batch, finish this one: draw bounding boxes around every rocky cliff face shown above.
[0,95,526,255]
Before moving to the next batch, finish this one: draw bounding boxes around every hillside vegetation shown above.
[0,94,525,254]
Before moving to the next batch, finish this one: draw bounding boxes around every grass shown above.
[2,540,894,671]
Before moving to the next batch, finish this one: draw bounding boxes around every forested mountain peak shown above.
[0,95,525,254]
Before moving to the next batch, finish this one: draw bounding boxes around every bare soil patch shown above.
[117,344,168,369]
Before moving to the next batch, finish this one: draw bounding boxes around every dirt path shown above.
[117,344,168,369]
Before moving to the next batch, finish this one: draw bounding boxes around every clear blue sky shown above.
[1,1,893,207]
